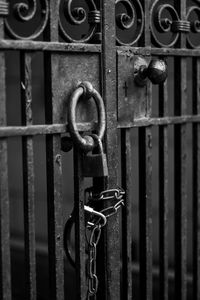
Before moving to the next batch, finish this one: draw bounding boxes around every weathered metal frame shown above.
[0,0,200,300]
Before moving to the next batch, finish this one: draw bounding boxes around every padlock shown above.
[81,135,108,177]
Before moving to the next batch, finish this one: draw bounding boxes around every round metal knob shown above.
[147,59,168,84]
[134,59,168,86]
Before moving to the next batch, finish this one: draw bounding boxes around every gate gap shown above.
[32,52,45,125]
[6,51,21,126]
[152,125,159,298]
[34,135,49,299]
[168,124,175,298]
[168,56,175,298]
[7,136,25,299]
[186,57,194,299]
[62,148,88,300]
[131,127,140,299]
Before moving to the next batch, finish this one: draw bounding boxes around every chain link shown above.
[85,187,125,299]
[85,186,125,203]
[87,225,101,299]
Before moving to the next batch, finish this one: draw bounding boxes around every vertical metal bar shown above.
[139,125,153,300]
[0,1,11,298]
[139,1,153,299]
[0,58,11,300]
[20,51,36,300]
[73,150,86,299]
[121,128,133,299]
[101,0,120,299]
[174,3,187,300]
[44,1,64,299]
[192,58,200,300]
[174,61,188,300]
[159,75,169,300]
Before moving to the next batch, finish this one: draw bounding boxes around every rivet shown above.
[55,154,61,165]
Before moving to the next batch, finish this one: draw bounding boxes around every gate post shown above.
[101,1,120,299]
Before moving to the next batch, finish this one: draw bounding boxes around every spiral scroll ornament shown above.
[115,0,144,46]
[150,2,180,47]
[186,5,200,48]
[151,0,200,48]
[59,0,101,43]
[5,0,49,40]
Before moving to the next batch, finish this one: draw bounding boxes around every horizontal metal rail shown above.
[0,39,200,57]
[0,122,97,137]
[118,114,200,128]
[118,47,200,57]
[0,39,101,52]
[1,115,200,137]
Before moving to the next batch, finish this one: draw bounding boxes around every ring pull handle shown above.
[134,58,168,86]
[68,81,106,152]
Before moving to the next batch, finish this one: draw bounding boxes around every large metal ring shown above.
[68,81,106,152]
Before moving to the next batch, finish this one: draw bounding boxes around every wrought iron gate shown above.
[0,0,200,299]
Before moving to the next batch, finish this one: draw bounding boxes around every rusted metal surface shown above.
[118,54,167,126]
[138,126,153,300]
[121,129,133,299]
[0,0,200,299]
[20,51,36,300]
[0,39,102,52]
[174,2,188,300]
[193,58,200,300]
[44,2,64,299]
[0,2,11,299]
[68,82,105,152]
[2,38,200,57]
[134,59,168,86]
[2,114,200,138]
[138,1,153,300]
[117,53,149,126]
[43,53,100,126]
[0,122,98,137]
[159,71,169,300]
[73,149,86,299]
[2,38,200,56]
[117,115,200,128]
[101,0,120,299]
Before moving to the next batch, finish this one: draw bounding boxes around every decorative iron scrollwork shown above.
[186,5,200,48]
[59,0,101,43]
[151,0,200,48]
[115,0,144,46]
[5,0,49,40]
[4,0,200,47]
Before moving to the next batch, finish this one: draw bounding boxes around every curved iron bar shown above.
[116,0,135,30]
[186,6,200,48]
[151,0,200,49]
[14,0,36,22]
[59,0,100,43]
[64,0,87,25]
[150,2,179,47]
[115,0,144,46]
[5,0,49,40]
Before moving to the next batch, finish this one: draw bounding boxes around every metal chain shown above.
[85,186,125,203]
[85,187,125,299]
[87,225,101,299]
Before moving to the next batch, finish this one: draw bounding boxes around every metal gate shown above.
[0,0,200,299]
